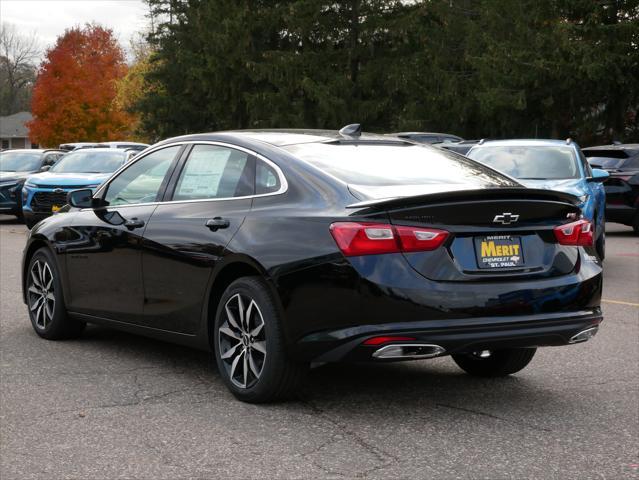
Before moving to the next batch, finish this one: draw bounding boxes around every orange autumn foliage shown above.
[28,24,135,146]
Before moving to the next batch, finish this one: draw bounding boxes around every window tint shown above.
[256,160,280,194]
[104,146,180,206]
[173,145,252,200]
[284,143,517,189]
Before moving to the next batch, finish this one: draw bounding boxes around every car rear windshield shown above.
[586,156,625,169]
[468,146,580,180]
[0,151,41,172]
[283,143,517,188]
[50,150,125,173]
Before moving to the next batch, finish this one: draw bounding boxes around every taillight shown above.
[553,219,593,246]
[362,336,416,345]
[329,222,449,256]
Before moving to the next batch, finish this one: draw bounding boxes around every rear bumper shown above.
[296,308,603,362]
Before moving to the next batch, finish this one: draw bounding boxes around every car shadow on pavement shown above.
[0,215,23,225]
[75,324,562,416]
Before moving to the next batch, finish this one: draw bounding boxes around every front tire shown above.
[26,248,85,339]
[452,348,536,377]
[213,277,307,403]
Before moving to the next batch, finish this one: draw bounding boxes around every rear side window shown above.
[173,145,253,200]
[256,160,281,194]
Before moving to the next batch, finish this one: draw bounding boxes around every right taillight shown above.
[329,222,449,256]
[553,219,593,246]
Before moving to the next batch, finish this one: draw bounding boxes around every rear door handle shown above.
[124,217,145,230]
[206,217,230,231]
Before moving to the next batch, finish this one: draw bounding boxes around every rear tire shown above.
[26,248,85,340]
[452,348,536,377]
[213,276,307,403]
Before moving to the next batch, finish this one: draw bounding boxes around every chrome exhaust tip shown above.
[372,343,446,360]
[569,326,599,344]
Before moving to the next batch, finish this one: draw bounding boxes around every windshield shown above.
[468,146,580,180]
[0,151,41,172]
[283,143,517,189]
[50,150,125,173]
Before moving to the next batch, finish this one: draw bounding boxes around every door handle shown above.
[206,217,230,231]
[124,217,145,230]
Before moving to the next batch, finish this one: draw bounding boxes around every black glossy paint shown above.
[22,130,604,362]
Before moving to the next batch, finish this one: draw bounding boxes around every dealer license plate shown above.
[474,235,525,269]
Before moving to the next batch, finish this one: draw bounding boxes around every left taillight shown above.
[329,222,449,256]
[553,219,593,247]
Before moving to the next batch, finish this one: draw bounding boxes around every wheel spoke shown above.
[46,292,55,301]
[250,319,264,337]
[36,304,44,327]
[248,350,261,378]
[221,342,241,360]
[229,349,244,386]
[37,261,45,287]
[44,265,53,290]
[30,296,43,312]
[30,268,42,288]
[236,294,246,332]
[243,349,248,386]
[252,341,266,354]
[220,324,241,340]
[28,285,40,295]
[225,303,241,331]
[44,301,53,322]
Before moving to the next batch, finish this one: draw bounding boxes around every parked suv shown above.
[0,149,66,219]
[582,144,639,233]
[22,148,132,228]
[467,139,609,259]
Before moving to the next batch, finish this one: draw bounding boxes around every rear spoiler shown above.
[346,188,581,210]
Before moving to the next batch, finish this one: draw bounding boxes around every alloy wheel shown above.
[28,260,55,329]
[218,293,266,389]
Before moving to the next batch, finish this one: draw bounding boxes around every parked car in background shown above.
[21,127,602,403]
[467,139,609,259]
[390,132,463,144]
[59,141,149,152]
[0,149,66,219]
[439,140,480,155]
[22,148,133,228]
[582,144,639,233]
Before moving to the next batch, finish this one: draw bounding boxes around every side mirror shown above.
[587,168,609,183]
[40,165,51,172]
[67,189,94,208]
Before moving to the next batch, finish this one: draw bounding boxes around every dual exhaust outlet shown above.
[372,343,446,360]
[370,326,599,359]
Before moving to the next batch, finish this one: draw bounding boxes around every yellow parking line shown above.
[602,299,639,307]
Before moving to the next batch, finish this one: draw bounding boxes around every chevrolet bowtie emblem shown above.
[493,213,519,225]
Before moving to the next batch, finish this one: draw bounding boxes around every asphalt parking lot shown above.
[0,216,637,480]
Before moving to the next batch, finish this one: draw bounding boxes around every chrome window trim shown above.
[92,141,289,207]
[95,140,288,199]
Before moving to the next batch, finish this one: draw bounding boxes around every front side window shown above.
[173,145,252,200]
[104,146,180,206]
[468,146,581,180]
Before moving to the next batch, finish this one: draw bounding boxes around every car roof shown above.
[391,132,461,137]
[0,149,63,154]
[65,147,127,154]
[469,139,575,148]
[159,129,406,147]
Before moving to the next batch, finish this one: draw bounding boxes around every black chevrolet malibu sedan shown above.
[22,127,603,402]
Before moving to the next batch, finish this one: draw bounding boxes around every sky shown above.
[1,0,149,61]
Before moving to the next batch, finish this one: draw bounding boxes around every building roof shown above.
[0,111,32,138]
